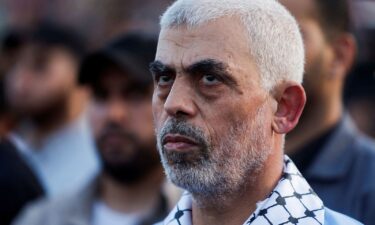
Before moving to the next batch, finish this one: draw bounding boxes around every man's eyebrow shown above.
[185,59,239,88]
[149,60,175,75]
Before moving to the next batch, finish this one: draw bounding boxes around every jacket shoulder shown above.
[324,208,363,225]
[351,134,375,181]
[12,197,55,225]
[12,187,92,225]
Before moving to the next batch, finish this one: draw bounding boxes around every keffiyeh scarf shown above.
[160,156,325,225]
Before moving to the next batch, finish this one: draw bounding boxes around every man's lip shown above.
[162,134,198,145]
[162,134,200,152]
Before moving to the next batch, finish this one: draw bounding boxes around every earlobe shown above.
[272,83,306,134]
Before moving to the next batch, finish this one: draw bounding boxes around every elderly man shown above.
[279,0,375,224]
[150,0,362,224]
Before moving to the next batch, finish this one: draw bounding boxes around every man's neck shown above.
[99,167,165,216]
[286,96,342,154]
[192,152,284,225]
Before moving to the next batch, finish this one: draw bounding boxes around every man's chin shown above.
[162,147,208,165]
[163,163,227,199]
[102,160,157,185]
[100,144,137,159]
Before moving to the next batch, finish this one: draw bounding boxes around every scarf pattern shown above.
[160,156,325,225]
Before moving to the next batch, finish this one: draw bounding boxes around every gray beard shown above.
[156,104,272,206]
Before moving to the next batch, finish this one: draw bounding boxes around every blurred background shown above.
[0,0,374,225]
[0,0,173,48]
[345,0,375,138]
[0,1,177,225]
[0,1,374,135]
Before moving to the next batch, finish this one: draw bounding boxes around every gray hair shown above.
[160,0,304,91]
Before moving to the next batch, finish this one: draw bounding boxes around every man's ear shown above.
[272,83,306,134]
[330,34,357,79]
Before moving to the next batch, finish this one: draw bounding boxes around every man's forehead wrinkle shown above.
[163,37,191,50]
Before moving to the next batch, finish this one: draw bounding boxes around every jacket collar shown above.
[64,178,170,225]
[304,115,359,180]
[64,178,98,225]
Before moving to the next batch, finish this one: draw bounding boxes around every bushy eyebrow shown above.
[185,59,227,74]
[149,58,240,92]
[149,60,175,75]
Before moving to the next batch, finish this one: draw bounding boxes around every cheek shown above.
[49,57,77,85]
[89,104,107,138]
[302,29,327,77]
[129,104,155,141]
[304,42,323,78]
[47,70,76,92]
[5,75,23,101]
[198,100,239,146]
[28,73,72,103]
[152,94,165,130]
[202,96,269,145]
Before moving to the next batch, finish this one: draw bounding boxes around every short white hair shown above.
[160,0,304,91]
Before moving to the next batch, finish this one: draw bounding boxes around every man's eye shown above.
[202,74,220,85]
[157,75,174,86]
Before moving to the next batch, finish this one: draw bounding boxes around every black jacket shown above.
[0,138,44,225]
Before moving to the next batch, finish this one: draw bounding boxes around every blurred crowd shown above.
[0,0,374,225]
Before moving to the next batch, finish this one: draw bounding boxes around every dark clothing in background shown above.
[13,179,169,225]
[290,115,375,225]
[292,124,337,173]
[0,138,44,225]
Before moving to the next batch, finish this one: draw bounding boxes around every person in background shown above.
[4,23,99,197]
[345,24,375,139]
[0,29,27,135]
[0,30,44,225]
[151,0,360,224]
[345,63,375,138]
[13,33,179,225]
[280,0,375,224]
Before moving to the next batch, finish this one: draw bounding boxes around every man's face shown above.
[151,17,274,197]
[5,45,78,115]
[89,68,159,184]
[280,0,334,103]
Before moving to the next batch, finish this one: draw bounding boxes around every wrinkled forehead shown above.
[155,17,252,70]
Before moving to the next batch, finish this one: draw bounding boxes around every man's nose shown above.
[163,77,197,118]
[107,99,128,123]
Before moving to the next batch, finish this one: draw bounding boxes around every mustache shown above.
[159,118,208,149]
[98,123,137,141]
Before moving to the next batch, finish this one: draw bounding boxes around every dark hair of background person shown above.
[30,22,86,61]
[78,32,156,88]
[314,0,351,41]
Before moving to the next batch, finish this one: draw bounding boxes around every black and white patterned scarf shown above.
[159,156,325,225]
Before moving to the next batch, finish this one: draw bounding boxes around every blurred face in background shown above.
[280,0,335,103]
[349,98,375,138]
[5,44,78,116]
[89,66,160,184]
